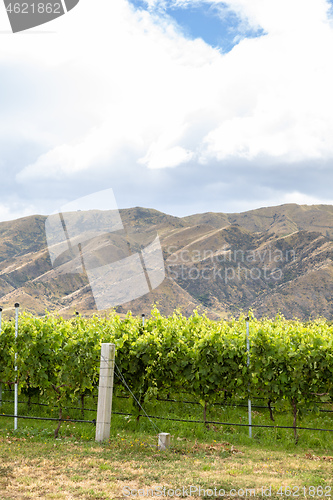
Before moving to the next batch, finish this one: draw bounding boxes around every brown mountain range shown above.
[0,203,332,320]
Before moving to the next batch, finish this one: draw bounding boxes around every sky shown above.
[1,0,333,221]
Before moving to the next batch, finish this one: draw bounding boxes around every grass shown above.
[1,389,333,499]
[1,430,333,499]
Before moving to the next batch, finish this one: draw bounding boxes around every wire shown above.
[0,399,97,412]
[111,411,333,433]
[154,398,333,414]
[2,395,333,414]
[114,363,162,435]
[1,409,333,434]
[0,413,95,424]
[1,410,333,433]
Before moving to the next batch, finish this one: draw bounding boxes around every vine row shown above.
[1,308,333,439]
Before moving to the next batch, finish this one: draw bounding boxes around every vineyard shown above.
[1,308,333,441]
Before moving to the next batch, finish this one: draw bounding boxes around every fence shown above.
[0,304,333,444]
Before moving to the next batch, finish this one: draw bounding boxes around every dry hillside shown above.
[0,203,332,320]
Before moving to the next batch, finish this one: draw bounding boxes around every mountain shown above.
[0,203,333,320]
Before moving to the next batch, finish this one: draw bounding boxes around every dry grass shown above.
[0,434,333,500]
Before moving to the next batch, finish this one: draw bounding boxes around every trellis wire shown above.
[2,395,333,415]
[1,411,333,434]
[1,311,333,440]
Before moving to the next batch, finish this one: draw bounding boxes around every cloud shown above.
[222,0,330,34]
[139,144,193,169]
[15,0,333,170]
[11,0,221,183]
[1,0,333,219]
[0,200,39,222]
[152,0,331,34]
[138,122,194,169]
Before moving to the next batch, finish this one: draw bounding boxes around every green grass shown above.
[1,387,333,452]
[0,427,333,499]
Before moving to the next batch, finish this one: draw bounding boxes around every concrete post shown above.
[95,343,115,442]
[158,433,171,451]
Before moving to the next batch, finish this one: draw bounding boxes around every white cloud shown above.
[13,1,333,172]
[281,191,333,206]
[156,0,331,34]
[0,201,39,222]
[140,144,193,169]
[195,0,333,163]
[222,0,330,34]
[2,0,333,217]
[138,121,194,169]
[10,0,222,182]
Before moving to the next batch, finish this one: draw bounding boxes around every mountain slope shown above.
[0,203,332,320]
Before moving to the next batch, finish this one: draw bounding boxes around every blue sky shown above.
[128,0,265,51]
[1,0,333,221]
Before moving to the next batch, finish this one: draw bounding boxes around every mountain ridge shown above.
[0,203,332,320]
